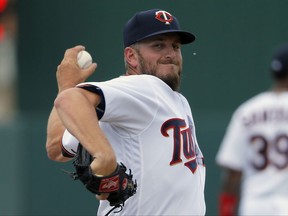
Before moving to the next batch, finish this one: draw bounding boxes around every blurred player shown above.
[216,44,288,215]
[46,9,206,215]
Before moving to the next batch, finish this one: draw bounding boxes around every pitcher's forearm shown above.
[46,107,70,162]
[54,88,117,175]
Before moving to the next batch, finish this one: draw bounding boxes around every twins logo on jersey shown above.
[161,116,198,173]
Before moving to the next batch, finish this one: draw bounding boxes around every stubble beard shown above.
[138,54,182,92]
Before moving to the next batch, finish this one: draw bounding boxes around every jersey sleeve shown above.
[61,129,79,157]
[216,108,248,171]
[77,75,160,135]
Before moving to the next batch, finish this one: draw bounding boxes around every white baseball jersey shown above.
[216,91,288,215]
[63,74,206,215]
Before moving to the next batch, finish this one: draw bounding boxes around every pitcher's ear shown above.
[124,47,138,68]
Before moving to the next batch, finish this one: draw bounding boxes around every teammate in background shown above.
[216,44,288,216]
[46,9,206,215]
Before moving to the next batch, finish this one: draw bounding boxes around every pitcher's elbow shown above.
[54,89,75,111]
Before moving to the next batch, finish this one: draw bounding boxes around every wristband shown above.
[219,192,237,216]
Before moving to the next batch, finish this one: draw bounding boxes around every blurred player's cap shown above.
[123,9,195,47]
[271,44,288,79]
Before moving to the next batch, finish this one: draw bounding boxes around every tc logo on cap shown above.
[155,10,173,25]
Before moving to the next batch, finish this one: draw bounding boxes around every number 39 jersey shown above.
[216,91,288,212]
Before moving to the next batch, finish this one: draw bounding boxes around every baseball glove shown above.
[66,144,137,215]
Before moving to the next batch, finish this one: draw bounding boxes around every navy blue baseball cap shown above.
[123,9,196,47]
[271,44,288,79]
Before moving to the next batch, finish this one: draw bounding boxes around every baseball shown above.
[77,50,93,69]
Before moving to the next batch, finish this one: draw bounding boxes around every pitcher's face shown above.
[136,33,183,91]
